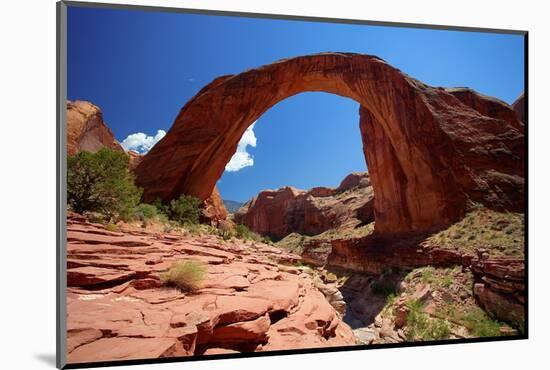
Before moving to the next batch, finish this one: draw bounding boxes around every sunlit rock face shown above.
[234,173,374,240]
[67,100,124,156]
[135,52,524,234]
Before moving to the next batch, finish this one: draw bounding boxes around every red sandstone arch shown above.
[135,53,524,234]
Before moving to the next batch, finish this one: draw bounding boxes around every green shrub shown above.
[67,149,142,221]
[160,260,207,292]
[134,203,158,221]
[461,307,501,337]
[152,198,170,216]
[384,293,397,309]
[420,267,435,284]
[406,299,451,341]
[235,223,262,241]
[156,213,169,224]
[167,195,202,225]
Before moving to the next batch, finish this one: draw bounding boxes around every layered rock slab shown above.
[66,214,355,364]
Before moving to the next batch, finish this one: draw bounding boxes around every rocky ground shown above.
[273,206,525,344]
[66,213,356,364]
[65,206,524,365]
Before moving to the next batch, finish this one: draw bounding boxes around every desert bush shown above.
[184,223,202,235]
[420,267,435,284]
[105,223,119,232]
[134,203,158,221]
[163,223,176,234]
[152,198,170,216]
[67,149,142,221]
[406,299,451,341]
[235,223,262,241]
[168,195,202,225]
[461,307,501,337]
[160,260,207,292]
[218,221,235,240]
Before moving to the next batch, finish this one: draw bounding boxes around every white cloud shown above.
[225,122,257,172]
[120,129,166,154]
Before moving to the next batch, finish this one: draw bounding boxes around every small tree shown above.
[168,195,202,225]
[67,149,142,221]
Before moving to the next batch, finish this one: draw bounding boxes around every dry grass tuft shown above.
[160,260,207,292]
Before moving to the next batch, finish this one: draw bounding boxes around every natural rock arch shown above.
[135,53,524,234]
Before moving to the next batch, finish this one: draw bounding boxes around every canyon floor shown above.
[66,213,355,364]
[66,207,523,364]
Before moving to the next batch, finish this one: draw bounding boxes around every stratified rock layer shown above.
[326,234,525,328]
[135,53,524,234]
[234,173,374,240]
[66,213,355,364]
[67,100,124,156]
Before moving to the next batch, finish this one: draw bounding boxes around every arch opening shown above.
[135,53,524,235]
[218,91,372,241]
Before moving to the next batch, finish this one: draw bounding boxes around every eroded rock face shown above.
[234,173,374,240]
[135,53,524,234]
[127,150,144,170]
[66,213,354,364]
[66,100,228,223]
[471,258,525,328]
[512,93,525,123]
[326,234,525,328]
[67,100,124,156]
[201,187,228,225]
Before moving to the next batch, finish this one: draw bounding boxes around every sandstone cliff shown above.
[67,100,124,155]
[234,172,374,240]
[66,100,228,223]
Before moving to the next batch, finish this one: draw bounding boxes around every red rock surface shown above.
[127,150,144,170]
[135,53,524,234]
[326,234,524,327]
[234,173,374,239]
[67,100,124,156]
[66,213,354,364]
[511,93,525,123]
[200,187,228,226]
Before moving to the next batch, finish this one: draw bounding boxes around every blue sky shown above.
[67,6,525,202]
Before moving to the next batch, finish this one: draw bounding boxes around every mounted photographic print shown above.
[56,1,527,368]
